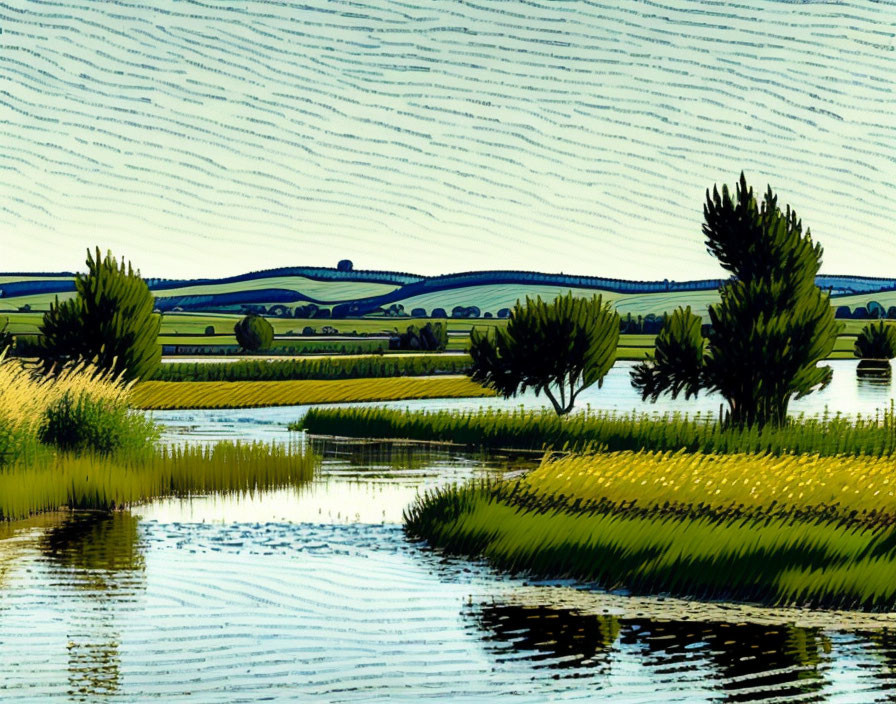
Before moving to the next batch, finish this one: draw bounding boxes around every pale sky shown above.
[1,0,894,280]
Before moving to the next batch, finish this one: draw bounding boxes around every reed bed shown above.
[0,355,140,464]
[151,354,471,382]
[0,441,317,522]
[133,376,494,410]
[520,450,896,522]
[298,406,896,457]
[404,483,896,610]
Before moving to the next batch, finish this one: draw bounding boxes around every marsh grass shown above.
[299,405,896,457]
[151,354,472,382]
[405,483,896,610]
[0,441,316,522]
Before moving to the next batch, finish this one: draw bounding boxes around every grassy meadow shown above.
[133,376,495,410]
[405,449,896,610]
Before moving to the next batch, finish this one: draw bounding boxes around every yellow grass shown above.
[0,354,132,440]
[132,375,495,410]
[523,449,896,517]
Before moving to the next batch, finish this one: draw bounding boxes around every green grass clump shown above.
[0,441,316,522]
[38,391,159,457]
[297,405,896,457]
[151,354,471,382]
[404,480,896,610]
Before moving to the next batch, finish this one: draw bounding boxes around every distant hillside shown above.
[3,268,896,320]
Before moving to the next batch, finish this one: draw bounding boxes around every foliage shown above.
[234,314,274,351]
[632,174,840,427]
[152,353,470,382]
[0,355,143,466]
[854,321,896,360]
[38,249,162,381]
[404,480,896,610]
[337,259,353,272]
[132,376,494,410]
[389,322,448,351]
[0,441,316,522]
[469,293,619,415]
[0,318,13,352]
[38,391,158,457]
[296,405,896,457]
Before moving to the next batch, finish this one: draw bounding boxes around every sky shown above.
[1,0,894,280]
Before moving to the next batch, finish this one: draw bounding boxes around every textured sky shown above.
[1,0,894,279]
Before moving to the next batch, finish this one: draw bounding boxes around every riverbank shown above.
[405,449,896,611]
[297,405,896,456]
[132,376,495,410]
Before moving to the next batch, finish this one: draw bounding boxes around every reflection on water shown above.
[40,513,144,702]
[3,441,896,701]
[470,601,845,702]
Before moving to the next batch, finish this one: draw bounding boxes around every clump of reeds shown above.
[0,441,316,522]
[298,405,896,457]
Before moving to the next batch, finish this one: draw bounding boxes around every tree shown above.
[632,174,840,427]
[337,259,353,272]
[234,314,274,352]
[854,320,896,376]
[390,322,447,352]
[469,293,619,416]
[38,248,161,381]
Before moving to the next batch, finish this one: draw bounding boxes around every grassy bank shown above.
[133,376,495,410]
[296,406,896,457]
[0,441,316,522]
[151,354,471,382]
[405,450,896,610]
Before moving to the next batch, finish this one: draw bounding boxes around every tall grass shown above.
[0,355,146,465]
[405,482,896,610]
[0,441,316,521]
[133,376,494,410]
[519,450,896,522]
[298,405,896,457]
[151,354,471,382]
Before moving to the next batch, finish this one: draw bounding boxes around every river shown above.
[2,361,896,701]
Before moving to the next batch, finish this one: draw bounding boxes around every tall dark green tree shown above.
[469,293,619,415]
[39,248,161,381]
[632,174,840,427]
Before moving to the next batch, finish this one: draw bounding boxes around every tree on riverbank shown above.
[38,248,161,381]
[469,292,619,415]
[632,173,840,427]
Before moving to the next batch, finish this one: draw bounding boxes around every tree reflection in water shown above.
[40,512,145,702]
[469,600,836,702]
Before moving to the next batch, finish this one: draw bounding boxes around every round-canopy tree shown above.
[39,248,161,381]
[234,314,274,352]
[469,293,620,416]
[632,173,840,427]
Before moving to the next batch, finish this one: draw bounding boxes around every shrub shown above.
[234,314,274,351]
[204,325,215,336]
[855,321,896,370]
[337,259,353,272]
[38,248,161,381]
[0,318,13,353]
[389,322,448,352]
[39,391,158,457]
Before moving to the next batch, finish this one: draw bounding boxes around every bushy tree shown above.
[390,322,447,351]
[469,293,619,415]
[632,174,840,427]
[0,318,13,353]
[38,248,161,381]
[854,321,896,377]
[234,314,274,352]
